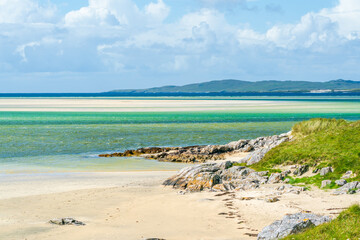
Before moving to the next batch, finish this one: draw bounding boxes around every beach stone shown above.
[144,238,166,240]
[335,179,347,186]
[257,213,331,240]
[265,196,279,203]
[320,167,333,176]
[49,218,85,226]
[321,180,332,188]
[268,173,283,184]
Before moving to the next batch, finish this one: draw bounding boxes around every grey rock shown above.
[333,181,360,195]
[257,213,331,240]
[320,167,333,176]
[341,170,354,179]
[293,165,309,176]
[321,180,332,188]
[335,179,347,186]
[268,173,283,184]
[144,238,166,240]
[49,218,85,226]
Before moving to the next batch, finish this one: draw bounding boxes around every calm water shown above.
[1,98,360,173]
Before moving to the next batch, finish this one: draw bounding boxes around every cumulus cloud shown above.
[0,0,56,23]
[1,0,360,92]
[319,0,360,38]
[64,0,170,27]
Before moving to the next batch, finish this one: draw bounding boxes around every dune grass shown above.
[253,118,360,183]
[282,205,360,240]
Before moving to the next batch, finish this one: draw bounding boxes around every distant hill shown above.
[110,79,360,93]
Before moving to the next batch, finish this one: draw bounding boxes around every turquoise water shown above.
[1,98,360,173]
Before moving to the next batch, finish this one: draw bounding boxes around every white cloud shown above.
[319,0,360,38]
[0,0,56,23]
[266,13,340,49]
[64,0,170,27]
[145,0,170,23]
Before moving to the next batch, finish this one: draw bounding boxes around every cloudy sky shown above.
[1,0,360,92]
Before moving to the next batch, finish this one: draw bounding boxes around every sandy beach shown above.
[1,171,359,240]
[0,98,359,112]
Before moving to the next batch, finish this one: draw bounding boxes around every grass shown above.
[253,118,360,183]
[281,205,360,240]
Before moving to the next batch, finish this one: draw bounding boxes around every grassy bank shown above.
[253,118,360,185]
[282,205,360,240]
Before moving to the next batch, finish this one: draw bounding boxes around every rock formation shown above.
[99,132,291,163]
[257,213,331,240]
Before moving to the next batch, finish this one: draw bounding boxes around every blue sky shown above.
[0,0,359,92]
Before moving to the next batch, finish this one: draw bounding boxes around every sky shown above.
[1,0,360,92]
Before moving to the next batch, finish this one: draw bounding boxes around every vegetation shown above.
[253,118,360,184]
[282,205,360,240]
[111,79,360,93]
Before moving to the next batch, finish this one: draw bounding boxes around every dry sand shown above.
[1,171,360,240]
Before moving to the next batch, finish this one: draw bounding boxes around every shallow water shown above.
[1,97,360,173]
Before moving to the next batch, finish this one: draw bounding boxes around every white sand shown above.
[1,171,359,240]
[1,98,355,112]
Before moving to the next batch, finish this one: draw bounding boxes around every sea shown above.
[1,96,360,173]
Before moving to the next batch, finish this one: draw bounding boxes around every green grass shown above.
[282,205,360,240]
[253,118,360,182]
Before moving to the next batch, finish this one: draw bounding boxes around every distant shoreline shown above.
[1,92,360,97]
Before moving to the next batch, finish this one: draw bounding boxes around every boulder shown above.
[335,179,347,186]
[341,170,354,179]
[257,213,331,240]
[268,173,283,184]
[321,180,332,188]
[333,181,360,195]
[320,167,333,176]
[293,165,309,176]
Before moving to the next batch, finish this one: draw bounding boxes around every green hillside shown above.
[111,79,360,93]
[254,118,360,184]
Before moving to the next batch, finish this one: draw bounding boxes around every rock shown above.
[333,181,360,195]
[100,133,289,164]
[220,161,233,170]
[293,165,309,176]
[265,196,279,203]
[257,213,331,240]
[341,170,354,179]
[268,173,283,184]
[319,167,333,176]
[335,179,347,186]
[49,218,85,226]
[144,238,166,240]
[321,180,332,188]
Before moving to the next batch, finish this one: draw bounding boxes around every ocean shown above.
[1,97,360,173]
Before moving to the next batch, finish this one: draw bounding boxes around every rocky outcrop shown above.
[163,161,302,193]
[238,133,290,165]
[257,213,331,240]
[49,218,85,226]
[333,181,360,195]
[99,133,291,163]
[163,161,269,192]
